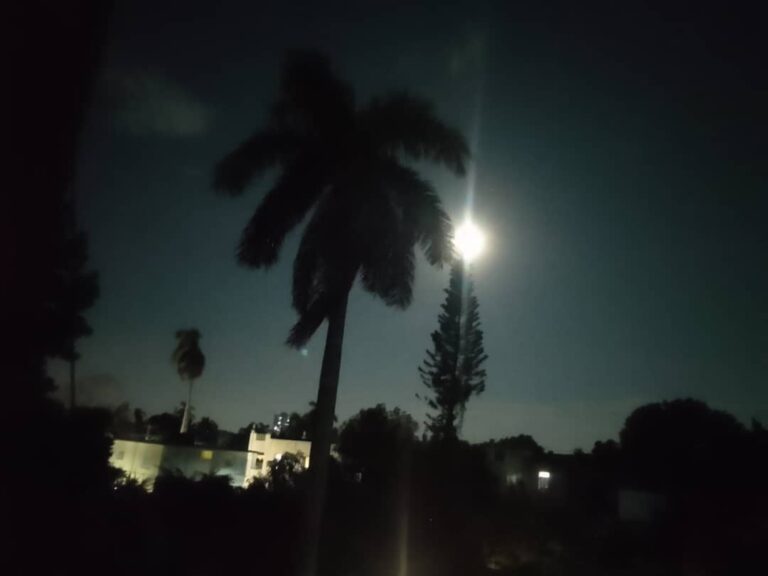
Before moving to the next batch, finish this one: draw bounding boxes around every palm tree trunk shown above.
[301,289,349,576]
[69,357,76,410]
[180,379,193,434]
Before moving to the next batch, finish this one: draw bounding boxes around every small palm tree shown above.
[171,329,205,434]
[214,51,467,574]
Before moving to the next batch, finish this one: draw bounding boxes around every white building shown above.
[244,430,312,485]
[110,439,249,488]
[110,431,312,489]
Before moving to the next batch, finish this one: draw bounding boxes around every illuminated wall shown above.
[244,431,312,484]
[110,439,248,489]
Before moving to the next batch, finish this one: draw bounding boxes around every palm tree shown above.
[171,328,205,434]
[214,51,468,575]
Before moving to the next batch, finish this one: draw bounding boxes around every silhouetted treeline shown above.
[8,1,110,410]
[7,398,767,575]
[6,6,113,574]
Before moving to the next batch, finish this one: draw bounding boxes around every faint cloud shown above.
[105,69,210,136]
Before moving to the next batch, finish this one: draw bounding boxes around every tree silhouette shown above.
[171,329,205,434]
[338,404,417,485]
[419,262,487,440]
[8,0,110,412]
[276,402,338,441]
[133,408,146,436]
[147,411,182,442]
[193,416,220,446]
[46,226,99,409]
[619,398,747,493]
[213,50,467,573]
[268,452,306,491]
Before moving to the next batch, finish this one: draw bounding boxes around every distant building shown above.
[272,412,292,436]
[110,439,249,488]
[245,430,311,485]
[483,437,569,496]
[111,430,312,489]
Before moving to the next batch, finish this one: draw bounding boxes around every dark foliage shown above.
[7,399,768,576]
[338,404,417,486]
[43,229,99,377]
[192,416,220,446]
[419,262,487,439]
[7,1,109,408]
[7,4,111,572]
[269,452,307,491]
[275,402,338,441]
[6,405,121,575]
[619,398,749,493]
[147,411,183,442]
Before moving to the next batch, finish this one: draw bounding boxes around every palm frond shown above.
[213,129,292,195]
[358,190,416,308]
[382,162,453,266]
[286,296,330,348]
[292,186,361,310]
[292,201,329,314]
[360,240,415,308]
[360,93,469,175]
[237,160,325,268]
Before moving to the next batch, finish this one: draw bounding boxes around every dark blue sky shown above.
[55,0,767,452]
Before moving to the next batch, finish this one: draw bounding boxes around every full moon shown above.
[454,218,486,263]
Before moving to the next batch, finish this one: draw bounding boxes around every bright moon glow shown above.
[454,219,486,263]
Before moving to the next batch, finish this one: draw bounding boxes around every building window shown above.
[201,450,214,461]
[537,470,551,491]
[506,473,521,486]
[251,458,264,471]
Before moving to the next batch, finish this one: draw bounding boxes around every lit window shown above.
[506,473,521,485]
[537,470,551,491]
[201,450,213,461]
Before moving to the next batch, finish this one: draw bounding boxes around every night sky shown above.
[55,1,767,452]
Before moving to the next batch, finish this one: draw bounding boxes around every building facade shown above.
[244,431,312,485]
[111,431,312,489]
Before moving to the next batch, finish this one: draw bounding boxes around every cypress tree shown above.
[419,262,487,440]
